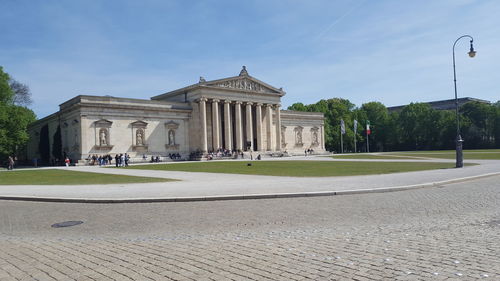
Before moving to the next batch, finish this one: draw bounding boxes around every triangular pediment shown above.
[165,120,180,129]
[204,76,283,95]
[131,120,148,128]
[94,119,113,127]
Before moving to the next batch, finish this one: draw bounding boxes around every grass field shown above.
[387,150,500,160]
[124,160,463,177]
[0,169,173,185]
[332,149,500,160]
[331,154,417,160]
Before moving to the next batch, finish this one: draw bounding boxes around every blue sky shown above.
[1,0,499,118]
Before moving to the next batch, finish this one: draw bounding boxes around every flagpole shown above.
[354,133,356,153]
[366,130,369,153]
[354,120,357,153]
[340,128,343,153]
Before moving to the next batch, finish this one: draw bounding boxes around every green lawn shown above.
[330,149,500,160]
[387,150,500,160]
[124,160,464,177]
[0,169,173,185]
[331,154,417,160]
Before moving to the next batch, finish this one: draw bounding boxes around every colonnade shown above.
[198,97,281,152]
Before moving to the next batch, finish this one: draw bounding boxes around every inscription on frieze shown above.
[210,79,274,93]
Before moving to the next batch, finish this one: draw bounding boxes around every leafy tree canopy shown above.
[0,66,36,161]
[0,66,14,105]
[291,97,500,152]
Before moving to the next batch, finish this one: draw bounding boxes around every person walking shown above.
[7,156,14,170]
[64,157,70,167]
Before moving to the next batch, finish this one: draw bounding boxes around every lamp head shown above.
[468,40,476,58]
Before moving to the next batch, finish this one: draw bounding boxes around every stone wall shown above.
[280,110,326,155]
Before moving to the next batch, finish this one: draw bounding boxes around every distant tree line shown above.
[0,66,36,163]
[288,98,500,152]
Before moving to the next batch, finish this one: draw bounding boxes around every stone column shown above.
[199,97,208,152]
[266,104,273,151]
[275,104,281,151]
[212,99,220,150]
[245,102,253,151]
[235,101,243,151]
[255,103,263,151]
[321,125,325,150]
[224,100,232,150]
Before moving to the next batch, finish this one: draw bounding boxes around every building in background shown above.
[27,67,326,163]
[387,97,491,112]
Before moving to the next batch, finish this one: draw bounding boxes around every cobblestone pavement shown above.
[0,176,499,280]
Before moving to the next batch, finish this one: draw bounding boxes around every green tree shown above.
[494,105,500,147]
[0,104,36,160]
[398,103,435,150]
[0,66,37,162]
[358,102,389,151]
[288,102,308,112]
[460,101,496,148]
[385,111,402,151]
[0,67,14,105]
[436,110,457,150]
[289,98,355,152]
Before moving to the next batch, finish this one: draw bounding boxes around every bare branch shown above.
[9,79,32,106]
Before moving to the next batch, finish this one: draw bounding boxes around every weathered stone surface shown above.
[27,68,326,162]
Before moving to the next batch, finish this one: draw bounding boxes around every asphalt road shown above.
[0,175,499,280]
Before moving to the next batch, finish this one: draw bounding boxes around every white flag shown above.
[354,119,358,132]
[340,119,346,135]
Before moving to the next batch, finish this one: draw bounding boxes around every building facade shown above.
[387,97,490,112]
[27,67,326,163]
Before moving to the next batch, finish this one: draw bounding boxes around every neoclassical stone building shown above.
[27,67,326,163]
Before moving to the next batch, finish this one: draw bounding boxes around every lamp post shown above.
[452,35,476,168]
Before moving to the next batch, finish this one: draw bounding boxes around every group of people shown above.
[150,155,161,163]
[206,148,244,160]
[88,154,113,166]
[114,154,130,167]
[86,154,130,167]
[168,153,182,160]
[304,148,315,156]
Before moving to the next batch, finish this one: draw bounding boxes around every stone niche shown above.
[131,120,148,151]
[310,126,320,147]
[94,119,113,150]
[293,126,304,147]
[165,120,180,150]
[281,125,287,148]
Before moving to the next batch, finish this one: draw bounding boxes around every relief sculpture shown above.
[311,127,319,146]
[281,126,286,148]
[213,79,272,93]
[294,126,303,146]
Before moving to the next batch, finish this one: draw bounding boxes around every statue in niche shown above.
[312,130,319,145]
[295,127,303,145]
[168,129,175,145]
[281,128,286,147]
[99,128,107,146]
[136,129,145,146]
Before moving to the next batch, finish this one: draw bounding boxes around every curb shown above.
[1,172,499,204]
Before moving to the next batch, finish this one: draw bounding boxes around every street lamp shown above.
[452,35,476,168]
